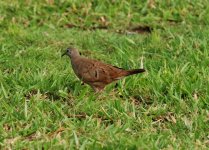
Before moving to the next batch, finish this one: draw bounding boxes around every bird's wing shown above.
[73,58,126,83]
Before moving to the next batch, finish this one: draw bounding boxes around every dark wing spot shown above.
[94,70,98,78]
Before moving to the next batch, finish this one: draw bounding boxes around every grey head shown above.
[62,47,80,58]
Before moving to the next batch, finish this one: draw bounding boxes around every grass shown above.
[0,0,209,149]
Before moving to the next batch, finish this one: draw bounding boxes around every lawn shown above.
[0,0,209,149]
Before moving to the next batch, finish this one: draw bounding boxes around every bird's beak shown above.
[61,51,67,57]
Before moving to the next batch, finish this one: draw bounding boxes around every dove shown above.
[62,47,145,92]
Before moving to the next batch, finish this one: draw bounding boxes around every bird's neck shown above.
[70,55,80,63]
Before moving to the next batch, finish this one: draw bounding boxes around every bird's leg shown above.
[92,86,104,93]
[97,88,104,93]
[91,86,98,93]
[94,88,102,93]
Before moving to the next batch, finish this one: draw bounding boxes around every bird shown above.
[62,47,145,92]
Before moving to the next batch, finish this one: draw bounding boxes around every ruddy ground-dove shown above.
[62,47,145,92]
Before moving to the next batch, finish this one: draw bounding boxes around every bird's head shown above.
[62,47,80,58]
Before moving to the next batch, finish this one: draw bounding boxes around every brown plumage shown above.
[62,47,145,92]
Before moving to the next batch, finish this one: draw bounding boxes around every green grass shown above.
[0,0,209,149]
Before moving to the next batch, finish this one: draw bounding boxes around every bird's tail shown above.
[126,68,145,76]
